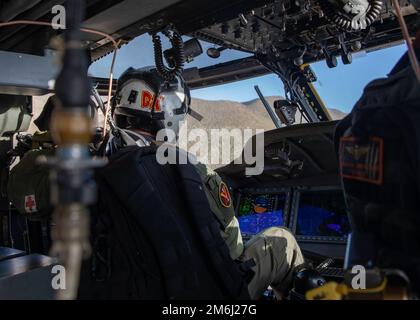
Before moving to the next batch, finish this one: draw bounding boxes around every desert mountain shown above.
[184,96,346,132]
[180,96,346,168]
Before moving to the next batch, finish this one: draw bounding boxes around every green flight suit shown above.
[194,162,304,299]
[194,162,244,261]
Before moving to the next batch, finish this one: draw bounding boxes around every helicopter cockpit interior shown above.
[0,0,419,300]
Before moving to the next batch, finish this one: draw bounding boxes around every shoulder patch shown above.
[219,182,232,208]
[339,136,384,185]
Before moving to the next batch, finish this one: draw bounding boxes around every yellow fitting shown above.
[50,109,92,145]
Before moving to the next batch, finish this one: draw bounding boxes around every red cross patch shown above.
[219,182,232,208]
[24,195,37,213]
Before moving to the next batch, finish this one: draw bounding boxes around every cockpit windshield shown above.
[87,37,408,170]
[90,35,407,125]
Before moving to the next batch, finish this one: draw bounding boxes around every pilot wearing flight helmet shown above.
[107,66,304,299]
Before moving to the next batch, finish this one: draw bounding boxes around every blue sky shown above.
[89,35,407,113]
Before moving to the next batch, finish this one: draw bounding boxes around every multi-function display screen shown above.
[237,194,286,237]
[296,190,350,238]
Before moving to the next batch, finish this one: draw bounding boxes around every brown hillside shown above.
[185,96,346,131]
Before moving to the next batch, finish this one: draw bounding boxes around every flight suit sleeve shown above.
[194,163,244,260]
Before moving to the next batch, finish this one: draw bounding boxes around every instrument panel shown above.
[236,192,290,238]
[235,186,350,258]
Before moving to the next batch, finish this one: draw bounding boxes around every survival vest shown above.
[78,145,250,299]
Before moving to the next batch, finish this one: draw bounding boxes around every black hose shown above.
[152,30,185,81]
[319,0,383,31]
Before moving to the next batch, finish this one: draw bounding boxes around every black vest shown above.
[78,145,249,299]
